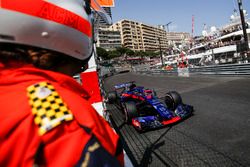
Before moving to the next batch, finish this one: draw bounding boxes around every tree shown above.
[134,51,145,59]
[107,50,120,59]
[126,49,135,57]
[145,51,158,57]
[116,47,128,57]
[96,47,109,60]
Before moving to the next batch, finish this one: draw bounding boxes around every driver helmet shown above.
[0,0,93,61]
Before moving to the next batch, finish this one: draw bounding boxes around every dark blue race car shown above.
[107,81,194,131]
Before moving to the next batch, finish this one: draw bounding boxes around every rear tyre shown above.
[123,101,138,123]
[164,91,182,110]
[107,91,117,104]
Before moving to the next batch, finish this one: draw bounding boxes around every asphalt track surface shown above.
[103,72,250,167]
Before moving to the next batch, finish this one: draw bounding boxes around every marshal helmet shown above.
[0,0,93,60]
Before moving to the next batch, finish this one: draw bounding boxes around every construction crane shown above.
[159,22,172,32]
[164,21,172,32]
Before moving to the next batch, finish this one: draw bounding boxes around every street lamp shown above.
[158,22,172,67]
[158,37,164,67]
[237,0,249,51]
[158,21,172,67]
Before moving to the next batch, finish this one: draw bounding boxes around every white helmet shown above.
[0,0,93,60]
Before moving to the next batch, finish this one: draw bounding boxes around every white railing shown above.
[132,63,250,76]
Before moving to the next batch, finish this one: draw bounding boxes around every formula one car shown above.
[107,81,193,131]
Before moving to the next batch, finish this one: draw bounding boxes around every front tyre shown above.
[123,101,138,123]
[164,91,182,110]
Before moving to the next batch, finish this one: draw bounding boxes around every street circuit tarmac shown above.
[104,72,250,167]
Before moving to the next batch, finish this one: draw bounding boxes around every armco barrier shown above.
[133,63,250,76]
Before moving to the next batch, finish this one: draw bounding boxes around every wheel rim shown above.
[165,94,175,109]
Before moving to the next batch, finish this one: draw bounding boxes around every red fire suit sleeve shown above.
[35,120,122,167]
[27,81,124,166]
[0,67,124,167]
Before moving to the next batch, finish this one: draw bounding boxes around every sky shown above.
[111,0,250,36]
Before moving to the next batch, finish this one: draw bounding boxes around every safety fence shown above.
[132,63,250,76]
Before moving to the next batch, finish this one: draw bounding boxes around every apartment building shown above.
[111,19,191,53]
[166,32,191,48]
[111,20,168,52]
[93,6,123,50]
[96,28,122,51]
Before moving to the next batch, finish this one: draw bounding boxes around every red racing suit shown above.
[0,64,124,167]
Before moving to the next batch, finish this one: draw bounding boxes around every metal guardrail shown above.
[133,63,250,76]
